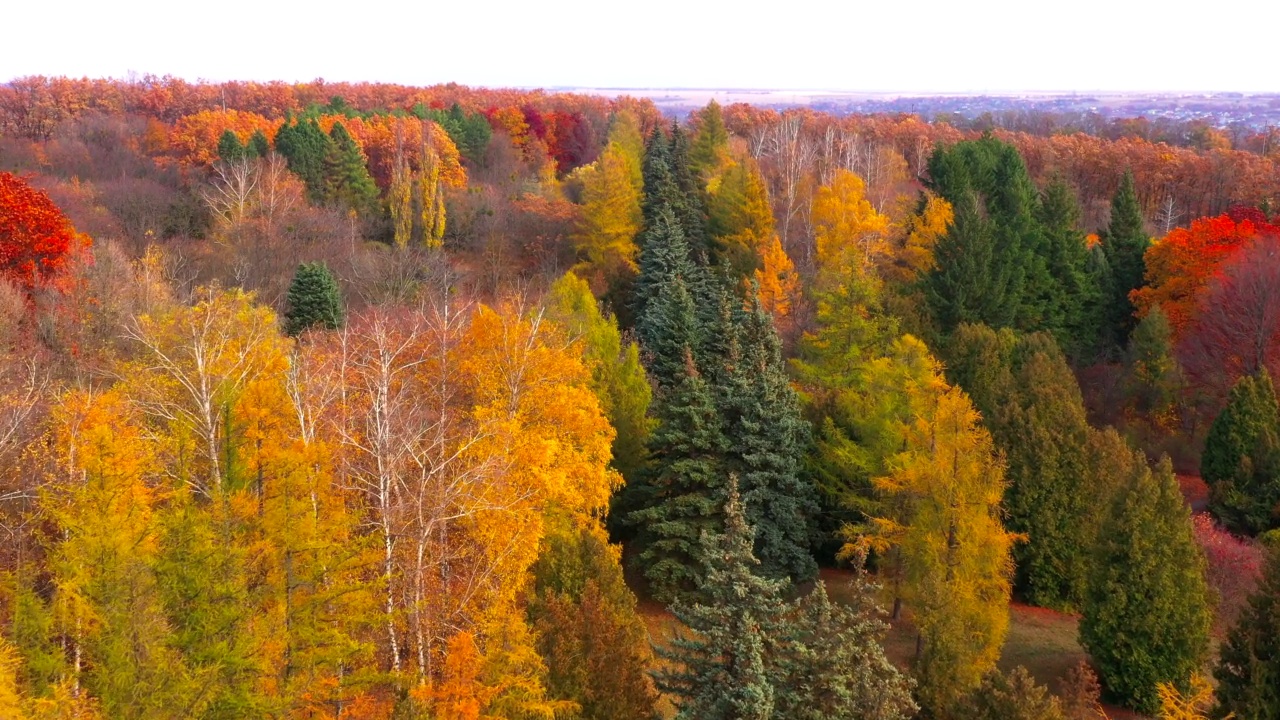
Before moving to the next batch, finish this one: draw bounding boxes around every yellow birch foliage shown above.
[858,338,1015,712]
[812,169,891,280]
[573,142,643,285]
[459,305,618,610]
[121,285,291,495]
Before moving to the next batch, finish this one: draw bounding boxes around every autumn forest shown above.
[1,76,1279,720]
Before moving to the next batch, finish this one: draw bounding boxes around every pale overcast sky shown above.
[5,0,1278,93]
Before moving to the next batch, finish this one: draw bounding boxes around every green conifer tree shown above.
[247,130,271,158]
[217,130,248,163]
[274,119,334,203]
[712,289,817,583]
[1214,543,1280,719]
[1079,455,1212,714]
[1125,305,1181,416]
[628,279,728,604]
[1102,170,1150,346]
[668,122,710,261]
[284,262,344,337]
[652,477,784,719]
[771,562,917,720]
[1036,178,1097,357]
[634,207,710,375]
[944,326,1097,609]
[155,498,271,717]
[324,121,380,215]
[924,137,1041,332]
[689,100,730,181]
[1203,370,1280,535]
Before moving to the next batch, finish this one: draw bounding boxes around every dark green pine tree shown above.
[1214,543,1280,719]
[284,262,344,337]
[217,129,248,163]
[652,477,785,719]
[1078,455,1212,714]
[274,119,335,203]
[641,127,679,226]
[925,136,1094,341]
[1083,242,1118,358]
[1035,178,1097,358]
[628,280,728,604]
[1101,170,1150,347]
[713,288,818,583]
[924,189,1019,330]
[324,121,380,215]
[247,129,271,158]
[634,208,704,386]
[1203,370,1280,535]
[945,325,1096,610]
[668,122,710,262]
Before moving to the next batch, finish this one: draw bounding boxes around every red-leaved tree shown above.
[0,171,82,290]
[1179,236,1280,391]
[1191,513,1265,629]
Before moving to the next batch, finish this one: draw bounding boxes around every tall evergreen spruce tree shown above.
[641,128,679,226]
[668,122,710,261]
[924,188,1020,330]
[1079,455,1212,714]
[1101,170,1150,348]
[1214,543,1280,719]
[712,289,817,583]
[628,278,727,604]
[924,138,1035,332]
[653,478,783,720]
[634,208,705,389]
[284,262,344,336]
[771,565,917,720]
[1036,178,1096,357]
[1203,370,1280,535]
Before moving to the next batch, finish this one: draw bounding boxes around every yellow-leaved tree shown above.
[573,142,643,291]
[811,169,892,283]
[885,193,953,284]
[753,233,800,329]
[853,337,1016,715]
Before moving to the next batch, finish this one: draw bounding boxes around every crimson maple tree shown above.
[0,172,83,291]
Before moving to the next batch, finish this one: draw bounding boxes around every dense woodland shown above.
[1,75,1279,720]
